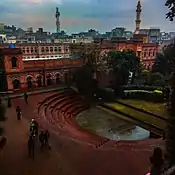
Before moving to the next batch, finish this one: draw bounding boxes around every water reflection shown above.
[98,126,150,141]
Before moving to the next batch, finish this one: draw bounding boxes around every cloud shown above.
[0,0,175,33]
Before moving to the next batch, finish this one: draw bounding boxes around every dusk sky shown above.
[0,0,175,33]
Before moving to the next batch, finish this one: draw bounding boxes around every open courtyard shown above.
[0,89,165,175]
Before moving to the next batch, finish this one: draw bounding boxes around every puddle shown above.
[76,108,150,141]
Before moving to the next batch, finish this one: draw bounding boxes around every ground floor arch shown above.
[36,75,43,87]
[55,73,61,84]
[46,74,52,86]
[12,79,21,90]
[26,76,33,89]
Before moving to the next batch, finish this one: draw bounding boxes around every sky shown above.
[0,0,175,34]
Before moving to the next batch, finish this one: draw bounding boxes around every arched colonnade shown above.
[12,72,66,90]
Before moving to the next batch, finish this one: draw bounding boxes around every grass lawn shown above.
[106,103,166,130]
[118,99,168,118]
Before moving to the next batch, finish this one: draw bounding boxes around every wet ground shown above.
[76,108,150,141]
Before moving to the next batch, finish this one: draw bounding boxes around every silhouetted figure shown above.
[7,96,12,108]
[44,130,51,149]
[28,134,35,158]
[150,147,164,175]
[30,119,38,136]
[24,92,28,104]
[16,106,21,120]
[39,131,45,151]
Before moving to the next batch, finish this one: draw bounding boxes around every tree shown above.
[147,72,166,87]
[73,50,100,103]
[106,50,141,87]
[165,0,175,21]
[152,45,175,76]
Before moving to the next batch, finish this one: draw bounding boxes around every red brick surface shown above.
[0,92,164,175]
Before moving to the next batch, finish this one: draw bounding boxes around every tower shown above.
[135,0,142,34]
[55,7,60,33]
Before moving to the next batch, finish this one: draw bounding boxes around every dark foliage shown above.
[106,50,141,87]
[150,147,164,175]
[165,0,175,21]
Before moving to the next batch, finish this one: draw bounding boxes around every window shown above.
[41,47,45,52]
[58,47,62,52]
[26,47,29,53]
[54,47,58,52]
[11,56,17,68]
[149,50,152,57]
[65,47,69,52]
[46,47,49,52]
[31,47,34,53]
[50,47,53,52]
[143,52,146,57]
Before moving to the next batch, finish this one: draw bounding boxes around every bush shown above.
[95,88,115,101]
[120,85,164,91]
[117,85,165,102]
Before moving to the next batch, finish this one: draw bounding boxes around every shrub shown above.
[117,85,165,102]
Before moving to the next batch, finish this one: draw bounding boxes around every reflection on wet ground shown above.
[76,108,150,141]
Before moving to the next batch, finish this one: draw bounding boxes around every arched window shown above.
[58,47,62,52]
[41,47,45,52]
[54,47,58,52]
[11,56,17,68]
[50,47,53,52]
[26,47,29,53]
[46,47,49,52]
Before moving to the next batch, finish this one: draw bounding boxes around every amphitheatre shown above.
[7,86,165,175]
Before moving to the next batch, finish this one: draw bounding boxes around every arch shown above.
[26,75,33,89]
[12,79,20,90]
[35,74,43,87]
[55,73,61,84]
[25,75,34,81]
[11,56,17,68]
[46,73,52,86]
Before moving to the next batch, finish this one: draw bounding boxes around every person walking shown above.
[39,131,45,151]
[24,92,28,104]
[7,96,12,108]
[44,130,51,149]
[16,106,21,120]
[29,119,38,136]
[28,134,35,158]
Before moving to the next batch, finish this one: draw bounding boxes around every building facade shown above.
[0,48,84,92]
[0,43,70,59]
[70,39,158,69]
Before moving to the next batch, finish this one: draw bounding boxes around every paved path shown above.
[0,92,164,175]
[0,97,76,175]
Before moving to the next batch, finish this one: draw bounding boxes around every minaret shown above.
[135,0,142,34]
[55,7,60,33]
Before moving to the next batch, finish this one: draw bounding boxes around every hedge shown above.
[120,85,164,91]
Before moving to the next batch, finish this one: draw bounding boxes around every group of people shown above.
[28,119,51,158]
[12,92,51,158]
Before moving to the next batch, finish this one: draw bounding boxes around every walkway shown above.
[0,101,76,175]
[0,91,164,175]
